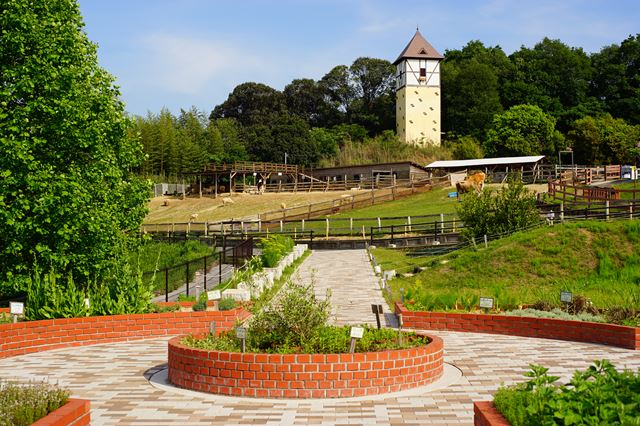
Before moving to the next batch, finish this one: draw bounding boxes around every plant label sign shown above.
[560,291,573,303]
[350,326,364,339]
[10,302,23,315]
[208,290,221,301]
[371,304,383,314]
[479,297,494,310]
[235,327,247,339]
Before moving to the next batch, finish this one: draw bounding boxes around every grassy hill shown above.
[374,220,640,315]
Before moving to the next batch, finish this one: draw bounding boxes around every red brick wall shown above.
[474,401,510,426]
[168,334,444,398]
[396,303,639,350]
[0,309,250,359]
[32,399,91,426]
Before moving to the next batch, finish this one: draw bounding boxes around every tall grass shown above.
[378,221,640,313]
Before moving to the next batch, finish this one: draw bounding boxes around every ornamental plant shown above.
[0,381,70,426]
[493,360,640,425]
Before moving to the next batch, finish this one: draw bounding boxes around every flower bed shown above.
[395,303,640,350]
[0,309,249,359]
[32,398,91,426]
[168,333,444,398]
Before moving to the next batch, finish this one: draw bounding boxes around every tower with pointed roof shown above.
[394,30,443,146]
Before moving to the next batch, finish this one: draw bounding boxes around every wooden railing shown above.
[547,179,639,203]
[202,161,299,174]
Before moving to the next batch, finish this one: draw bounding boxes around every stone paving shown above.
[295,250,394,327]
[2,333,639,425]
[2,249,640,425]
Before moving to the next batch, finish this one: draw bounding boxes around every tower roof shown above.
[393,30,443,64]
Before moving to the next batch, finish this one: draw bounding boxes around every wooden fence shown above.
[256,176,450,222]
[547,179,640,203]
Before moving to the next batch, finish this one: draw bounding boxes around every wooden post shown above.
[199,174,202,198]
[377,217,381,228]
[301,219,305,231]
[440,213,444,233]
[407,216,411,233]
[204,221,208,237]
[606,200,610,221]
[280,220,283,232]
[258,219,262,232]
[560,202,565,224]
[630,204,634,220]
[350,217,353,235]
[326,218,329,239]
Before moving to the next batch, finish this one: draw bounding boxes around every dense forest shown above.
[133,35,640,178]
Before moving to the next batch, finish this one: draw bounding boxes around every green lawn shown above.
[277,187,459,236]
[373,220,640,319]
[612,181,640,201]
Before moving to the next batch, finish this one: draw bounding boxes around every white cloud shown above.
[138,34,262,94]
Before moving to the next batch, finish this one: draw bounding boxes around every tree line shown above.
[134,34,640,177]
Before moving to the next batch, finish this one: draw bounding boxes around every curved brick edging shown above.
[168,334,444,398]
[31,398,91,426]
[474,401,510,426]
[0,309,250,359]
[395,303,640,350]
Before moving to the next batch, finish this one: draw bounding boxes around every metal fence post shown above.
[165,268,169,302]
[185,261,190,296]
[203,255,207,290]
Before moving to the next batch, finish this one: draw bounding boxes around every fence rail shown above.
[548,179,640,203]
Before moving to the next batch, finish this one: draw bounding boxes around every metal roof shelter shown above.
[426,156,545,169]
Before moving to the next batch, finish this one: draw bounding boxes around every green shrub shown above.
[493,361,640,426]
[176,294,196,302]
[148,303,180,313]
[248,279,331,351]
[192,292,208,312]
[259,235,294,268]
[0,381,70,426]
[182,324,429,354]
[217,297,236,311]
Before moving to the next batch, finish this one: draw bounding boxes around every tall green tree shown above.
[442,41,510,139]
[568,114,640,164]
[591,34,640,125]
[484,104,563,157]
[503,38,593,121]
[244,115,318,166]
[0,0,149,291]
[210,82,286,126]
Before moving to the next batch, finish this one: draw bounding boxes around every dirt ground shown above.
[145,191,360,224]
[144,183,549,224]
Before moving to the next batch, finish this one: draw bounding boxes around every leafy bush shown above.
[148,303,180,313]
[176,294,196,302]
[259,235,294,268]
[217,297,236,311]
[182,324,429,354]
[0,381,70,426]
[493,361,640,426]
[456,174,541,239]
[24,267,154,320]
[248,279,331,351]
[192,292,208,312]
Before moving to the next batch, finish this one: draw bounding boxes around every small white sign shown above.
[207,290,221,301]
[350,326,364,339]
[235,327,247,339]
[479,297,494,309]
[84,298,90,309]
[560,291,573,303]
[10,302,24,315]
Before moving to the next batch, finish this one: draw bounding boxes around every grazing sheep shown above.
[222,197,235,206]
[189,213,199,222]
[280,202,287,210]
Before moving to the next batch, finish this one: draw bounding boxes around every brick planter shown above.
[0,309,250,359]
[396,303,640,350]
[474,401,510,426]
[32,398,90,426]
[168,334,444,398]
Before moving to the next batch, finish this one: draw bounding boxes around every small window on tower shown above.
[419,68,427,81]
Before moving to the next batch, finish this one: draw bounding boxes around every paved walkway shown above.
[4,249,640,425]
[1,333,638,425]
[294,250,394,327]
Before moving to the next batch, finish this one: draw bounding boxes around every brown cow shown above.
[456,172,486,199]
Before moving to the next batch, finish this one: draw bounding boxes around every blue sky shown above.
[78,0,640,117]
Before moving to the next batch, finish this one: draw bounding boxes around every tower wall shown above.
[396,86,441,146]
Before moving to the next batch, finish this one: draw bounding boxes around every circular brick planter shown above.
[168,334,444,398]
